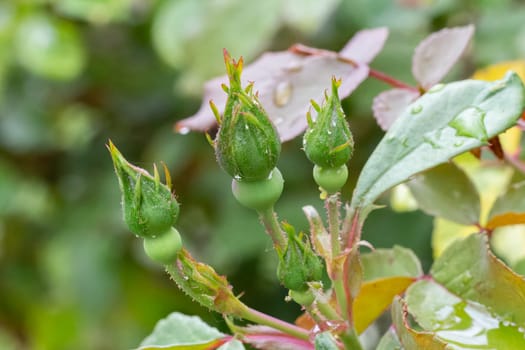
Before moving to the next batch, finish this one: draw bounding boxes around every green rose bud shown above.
[277,223,324,292]
[303,77,354,169]
[168,248,247,315]
[214,49,281,182]
[108,141,179,239]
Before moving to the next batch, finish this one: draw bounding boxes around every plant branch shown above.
[239,306,310,341]
[326,194,342,257]
[289,43,418,92]
[368,68,419,91]
[258,207,287,251]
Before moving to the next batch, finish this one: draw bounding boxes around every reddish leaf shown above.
[176,28,383,142]
[412,25,474,89]
[339,27,389,64]
[372,88,420,130]
[487,181,525,229]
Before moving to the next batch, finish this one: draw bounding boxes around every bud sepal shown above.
[277,223,324,292]
[303,78,354,169]
[108,141,180,238]
[214,50,281,182]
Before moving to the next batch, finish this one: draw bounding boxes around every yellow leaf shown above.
[472,60,525,82]
[352,276,415,334]
[431,217,478,258]
[390,183,418,212]
[138,338,226,350]
[487,213,525,230]
[491,224,525,266]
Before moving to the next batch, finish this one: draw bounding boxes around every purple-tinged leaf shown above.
[339,27,389,64]
[412,25,474,89]
[177,52,369,142]
[372,88,420,130]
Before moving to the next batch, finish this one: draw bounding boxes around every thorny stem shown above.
[240,306,310,341]
[325,194,347,319]
[289,43,419,92]
[325,194,365,350]
[258,207,287,252]
[326,194,342,256]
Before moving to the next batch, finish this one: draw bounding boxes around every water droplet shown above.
[428,83,445,93]
[454,140,464,147]
[490,81,506,93]
[423,135,441,149]
[449,106,488,141]
[411,104,423,114]
[273,81,293,107]
[274,117,284,125]
[233,175,242,181]
[245,124,249,130]
[285,61,303,73]
[178,126,190,135]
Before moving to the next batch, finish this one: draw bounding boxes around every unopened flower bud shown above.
[303,77,354,169]
[214,50,281,182]
[108,141,179,239]
[277,223,324,292]
[169,249,246,315]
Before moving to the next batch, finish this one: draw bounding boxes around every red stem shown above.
[289,43,419,92]
[368,69,419,92]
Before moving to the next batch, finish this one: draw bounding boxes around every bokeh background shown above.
[1,0,525,349]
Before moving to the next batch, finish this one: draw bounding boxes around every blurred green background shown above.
[1,0,525,349]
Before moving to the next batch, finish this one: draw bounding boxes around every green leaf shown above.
[407,162,481,225]
[391,297,448,349]
[314,332,339,350]
[361,246,423,281]
[487,180,525,229]
[376,329,404,350]
[431,233,525,325]
[351,72,525,209]
[405,279,525,349]
[138,312,244,350]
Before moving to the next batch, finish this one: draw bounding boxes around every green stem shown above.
[326,194,341,256]
[340,328,364,350]
[258,207,286,251]
[239,306,310,340]
[326,194,348,322]
[316,298,342,321]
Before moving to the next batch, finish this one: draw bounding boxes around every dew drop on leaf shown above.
[273,80,293,107]
[178,126,190,135]
[428,83,445,93]
[448,106,488,141]
[411,104,423,114]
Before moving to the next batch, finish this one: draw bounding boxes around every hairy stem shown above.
[258,207,287,251]
[326,194,342,256]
